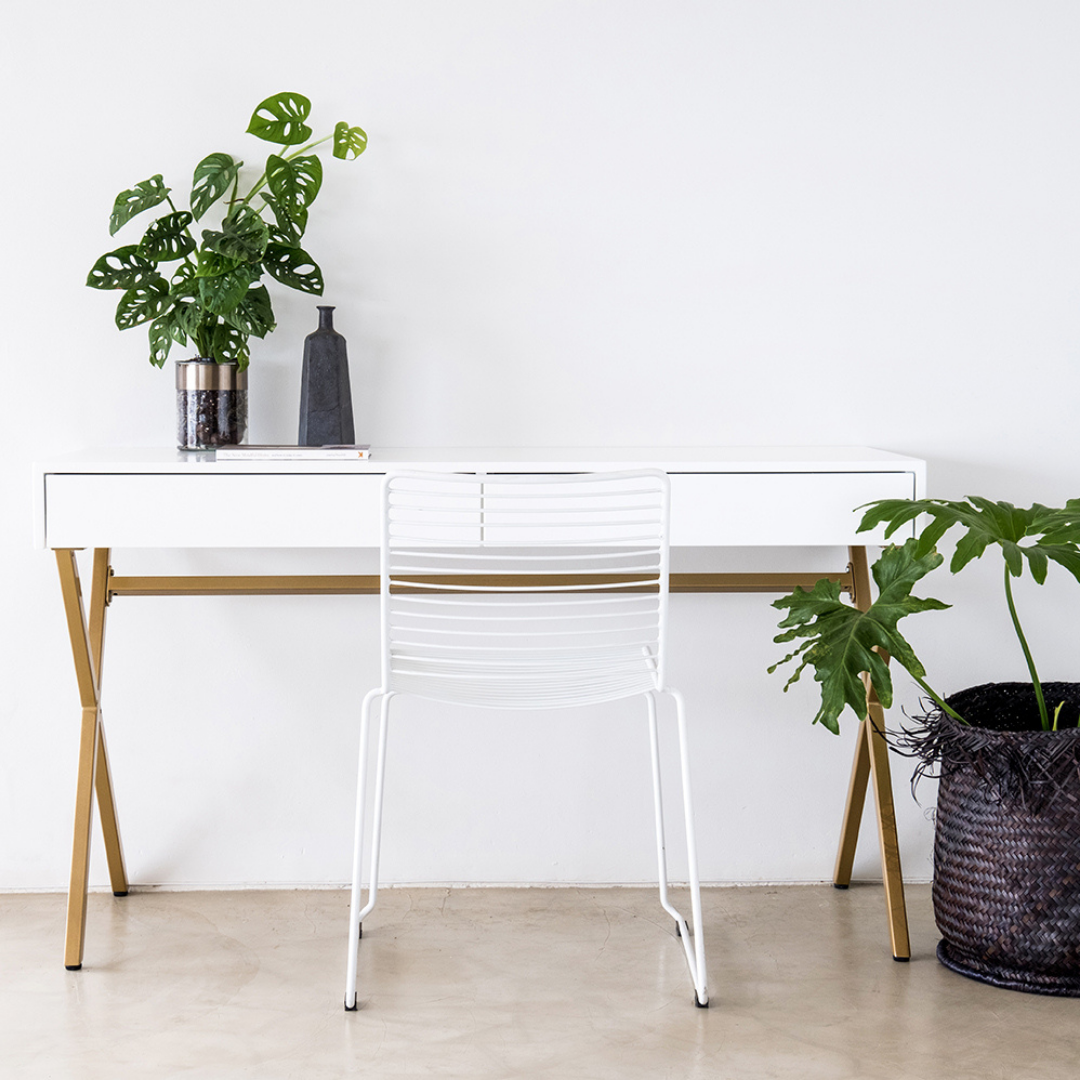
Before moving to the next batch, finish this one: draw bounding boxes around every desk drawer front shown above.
[44,469,918,549]
[669,472,917,546]
[45,474,384,548]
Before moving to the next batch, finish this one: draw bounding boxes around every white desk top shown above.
[36,445,925,475]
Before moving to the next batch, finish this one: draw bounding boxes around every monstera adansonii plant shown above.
[87,91,367,370]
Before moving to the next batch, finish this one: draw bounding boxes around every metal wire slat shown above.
[390,548,660,562]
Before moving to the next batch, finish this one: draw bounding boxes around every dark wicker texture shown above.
[923,683,1080,995]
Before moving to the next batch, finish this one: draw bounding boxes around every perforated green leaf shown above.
[170,259,197,289]
[115,275,171,329]
[211,323,250,369]
[259,192,303,246]
[137,212,195,262]
[155,295,200,347]
[197,263,258,315]
[191,153,242,220]
[333,122,368,160]
[109,175,170,236]
[262,242,323,294]
[201,206,270,264]
[770,540,948,734]
[223,284,275,339]
[86,246,154,290]
[266,154,322,231]
[246,92,312,145]
[194,248,240,279]
[148,316,176,367]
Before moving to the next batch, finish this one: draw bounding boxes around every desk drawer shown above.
[44,468,918,550]
[669,471,917,546]
[45,474,384,548]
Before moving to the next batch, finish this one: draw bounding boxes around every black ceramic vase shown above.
[298,306,355,446]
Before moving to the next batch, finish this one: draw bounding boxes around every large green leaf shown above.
[148,316,176,367]
[259,192,303,246]
[190,153,242,220]
[222,284,276,339]
[246,92,312,146]
[770,540,948,734]
[197,262,258,315]
[170,259,197,288]
[167,265,202,320]
[115,275,171,330]
[86,246,154,290]
[201,205,270,264]
[137,212,195,262]
[262,242,324,294]
[859,496,1080,730]
[155,293,200,346]
[210,323,250,370]
[265,154,322,231]
[194,248,240,279]
[109,175,171,236]
[333,122,368,160]
[859,497,1080,584]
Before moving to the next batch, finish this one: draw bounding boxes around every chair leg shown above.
[647,690,709,1006]
[345,689,393,1011]
[646,693,675,921]
[670,689,709,1006]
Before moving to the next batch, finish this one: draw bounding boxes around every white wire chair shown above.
[344,469,709,1008]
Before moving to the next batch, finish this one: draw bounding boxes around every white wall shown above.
[3,1,1080,890]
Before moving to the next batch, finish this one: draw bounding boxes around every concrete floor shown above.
[2,884,1077,1079]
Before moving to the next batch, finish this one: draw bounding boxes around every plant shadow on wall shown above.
[85,92,367,447]
[770,497,1080,997]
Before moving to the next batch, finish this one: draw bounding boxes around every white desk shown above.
[35,446,925,969]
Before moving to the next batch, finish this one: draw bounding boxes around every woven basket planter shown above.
[922,682,1080,995]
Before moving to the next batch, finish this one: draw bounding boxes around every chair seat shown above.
[389,649,661,708]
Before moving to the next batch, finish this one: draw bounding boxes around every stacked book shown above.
[215,445,371,461]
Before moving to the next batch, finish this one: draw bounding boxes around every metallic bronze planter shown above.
[176,358,248,450]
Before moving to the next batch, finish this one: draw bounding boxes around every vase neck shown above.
[317,306,335,331]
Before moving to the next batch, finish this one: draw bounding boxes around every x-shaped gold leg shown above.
[832,546,910,961]
[56,548,128,970]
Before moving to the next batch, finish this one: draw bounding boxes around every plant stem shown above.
[1004,564,1049,729]
[239,133,334,208]
[288,134,333,159]
[194,319,216,360]
[908,672,967,724]
[238,174,268,208]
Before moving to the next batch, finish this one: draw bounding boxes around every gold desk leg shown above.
[56,548,124,969]
[88,551,128,896]
[866,691,910,959]
[833,717,871,887]
[833,546,911,960]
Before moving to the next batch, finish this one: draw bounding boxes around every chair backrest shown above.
[379,470,671,708]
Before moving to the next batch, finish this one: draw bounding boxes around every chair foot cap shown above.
[832,883,849,890]
[893,955,910,963]
[694,994,709,1008]
[344,999,358,1012]
[65,964,81,971]
[113,891,129,897]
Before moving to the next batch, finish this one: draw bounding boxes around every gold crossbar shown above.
[107,571,854,599]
